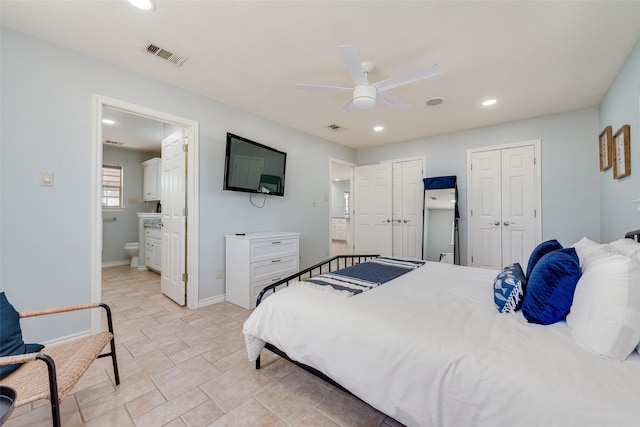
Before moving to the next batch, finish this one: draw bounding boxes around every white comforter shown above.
[243,261,640,427]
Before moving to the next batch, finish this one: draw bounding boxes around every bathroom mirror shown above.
[423,176,459,265]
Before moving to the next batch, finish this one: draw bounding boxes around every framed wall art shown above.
[613,124,631,179]
[599,126,612,170]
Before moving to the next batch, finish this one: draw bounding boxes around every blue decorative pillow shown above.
[522,248,581,325]
[526,239,563,278]
[0,292,44,379]
[494,263,527,313]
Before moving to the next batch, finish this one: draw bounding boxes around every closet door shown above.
[353,163,392,256]
[469,150,503,268]
[469,143,539,269]
[501,145,537,266]
[392,160,423,259]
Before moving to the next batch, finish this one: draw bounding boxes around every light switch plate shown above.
[40,171,54,187]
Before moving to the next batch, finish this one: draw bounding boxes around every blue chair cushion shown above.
[0,292,44,379]
[494,263,527,313]
[526,239,563,278]
[522,247,582,325]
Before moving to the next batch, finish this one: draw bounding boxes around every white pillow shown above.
[566,255,640,361]
[610,238,640,257]
[571,237,617,272]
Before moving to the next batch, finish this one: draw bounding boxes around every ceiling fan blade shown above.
[373,64,441,92]
[377,92,413,110]
[295,83,353,92]
[339,98,354,113]
[338,45,366,86]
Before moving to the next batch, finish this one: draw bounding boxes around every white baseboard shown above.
[197,294,225,308]
[102,260,130,268]
[42,330,91,347]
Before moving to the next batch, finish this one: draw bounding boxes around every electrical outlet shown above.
[324,195,329,201]
[128,197,139,204]
[312,200,316,207]
[216,269,223,279]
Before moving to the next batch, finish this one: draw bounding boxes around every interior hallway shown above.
[6,266,402,426]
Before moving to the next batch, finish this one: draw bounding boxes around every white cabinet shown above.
[225,231,299,309]
[142,157,162,201]
[331,218,348,241]
[145,227,162,273]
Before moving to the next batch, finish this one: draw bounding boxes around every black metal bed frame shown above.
[254,254,378,376]
[625,229,640,242]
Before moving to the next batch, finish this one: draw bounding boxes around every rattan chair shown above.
[0,303,119,427]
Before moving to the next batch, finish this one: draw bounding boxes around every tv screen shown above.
[223,133,287,196]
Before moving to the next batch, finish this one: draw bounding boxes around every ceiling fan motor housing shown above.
[353,85,377,110]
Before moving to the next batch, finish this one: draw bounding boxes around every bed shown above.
[243,231,640,427]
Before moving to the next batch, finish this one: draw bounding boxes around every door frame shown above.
[91,95,200,331]
[466,139,542,266]
[328,158,356,256]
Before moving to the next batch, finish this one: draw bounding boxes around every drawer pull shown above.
[271,259,281,263]
[271,241,281,244]
[271,277,282,282]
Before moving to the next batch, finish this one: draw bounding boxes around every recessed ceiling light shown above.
[482,99,497,106]
[373,125,384,132]
[426,97,444,106]
[102,119,116,125]
[128,0,155,11]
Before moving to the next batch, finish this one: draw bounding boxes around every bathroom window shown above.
[102,165,123,209]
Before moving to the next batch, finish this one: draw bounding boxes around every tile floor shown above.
[7,266,404,427]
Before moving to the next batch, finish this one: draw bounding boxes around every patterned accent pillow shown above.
[494,263,527,313]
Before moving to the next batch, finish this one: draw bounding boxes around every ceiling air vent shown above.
[143,42,188,67]
[327,124,341,130]
[104,140,125,146]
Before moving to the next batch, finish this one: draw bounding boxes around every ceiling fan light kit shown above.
[296,44,441,113]
[353,85,377,110]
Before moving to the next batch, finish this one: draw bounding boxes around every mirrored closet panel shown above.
[423,176,460,264]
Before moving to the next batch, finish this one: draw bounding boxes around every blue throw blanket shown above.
[301,256,425,297]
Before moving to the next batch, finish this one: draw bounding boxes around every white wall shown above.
[0,27,355,342]
[357,107,601,263]
[599,36,640,241]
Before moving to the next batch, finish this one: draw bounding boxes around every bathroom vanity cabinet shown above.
[145,226,162,273]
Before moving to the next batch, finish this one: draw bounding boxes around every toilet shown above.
[124,242,139,268]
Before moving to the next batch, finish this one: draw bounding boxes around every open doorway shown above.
[91,95,200,331]
[329,158,355,256]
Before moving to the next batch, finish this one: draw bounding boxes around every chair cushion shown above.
[494,263,527,313]
[0,292,44,379]
[0,292,27,378]
[526,239,563,278]
[522,248,581,325]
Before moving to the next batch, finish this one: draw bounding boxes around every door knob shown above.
[384,219,391,223]
[489,221,500,226]
[504,221,515,226]
[403,219,408,223]
[396,219,402,223]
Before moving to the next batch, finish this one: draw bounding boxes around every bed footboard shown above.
[625,229,640,242]
[255,254,379,306]
[254,254,378,371]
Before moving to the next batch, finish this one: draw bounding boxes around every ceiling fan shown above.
[296,45,441,113]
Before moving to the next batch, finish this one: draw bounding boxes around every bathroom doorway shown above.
[91,95,200,331]
[329,158,355,257]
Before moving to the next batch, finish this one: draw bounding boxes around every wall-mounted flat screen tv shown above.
[223,133,287,196]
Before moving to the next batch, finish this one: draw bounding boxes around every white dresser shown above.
[225,231,299,309]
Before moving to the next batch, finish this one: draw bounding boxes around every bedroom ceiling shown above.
[2,1,640,150]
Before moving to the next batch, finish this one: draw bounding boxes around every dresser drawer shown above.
[250,255,298,283]
[250,238,298,263]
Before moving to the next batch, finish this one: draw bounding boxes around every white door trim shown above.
[91,95,200,331]
[466,139,542,266]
